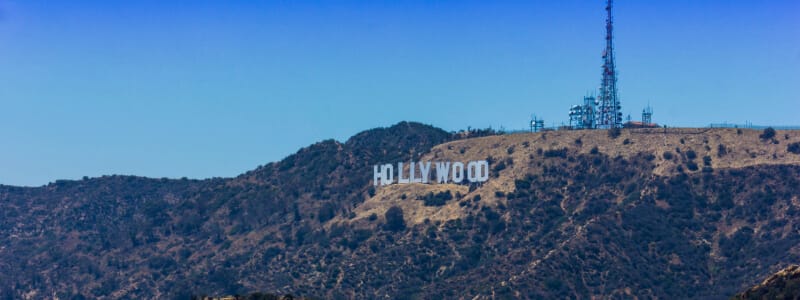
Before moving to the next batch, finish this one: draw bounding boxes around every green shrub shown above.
[493,161,506,173]
[608,127,621,139]
[663,151,674,160]
[384,206,406,231]
[760,127,776,140]
[422,191,453,206]
[686,149,697,160]
[543,148,568,158]
[317,202,336,222]
[717,144,727,157]
[788,142,800,154]
[514,178,532,190]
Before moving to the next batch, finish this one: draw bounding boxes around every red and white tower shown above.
[597,0,622,129]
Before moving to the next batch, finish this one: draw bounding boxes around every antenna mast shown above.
[597,0,622,129]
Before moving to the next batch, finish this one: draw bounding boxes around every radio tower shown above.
[597,0,622,129]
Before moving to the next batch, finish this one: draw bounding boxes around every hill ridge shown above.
[1,124,800,299]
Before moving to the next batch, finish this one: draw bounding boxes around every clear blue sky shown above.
[1,0,798,186]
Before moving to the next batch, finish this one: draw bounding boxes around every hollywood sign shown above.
[373,160,490,186]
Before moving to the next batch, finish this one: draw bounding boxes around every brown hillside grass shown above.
[347,128,800,226]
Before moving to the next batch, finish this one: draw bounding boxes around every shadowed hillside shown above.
[1,123,800,299]
[733,265,800,299]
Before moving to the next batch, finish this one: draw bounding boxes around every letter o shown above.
[476,160,489,182]
[467,161,479,182]
[451,162,464,183]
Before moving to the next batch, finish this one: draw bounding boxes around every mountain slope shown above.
[1,124,800,299]
[733,265,800,299]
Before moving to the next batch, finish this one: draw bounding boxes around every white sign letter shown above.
[466,160,490,183]
[397,162,409,184]
[435,161,450,183]
[452,162,464,183]
[477,160,490,182]
[467,161,479,183]
[373,165,382,186]
[418,161,431,183]
[382,163,394,185]
[410,161,422,183]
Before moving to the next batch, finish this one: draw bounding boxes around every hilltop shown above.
[1,122,800,299]
[733,265,800,299]
[357,127,800,226]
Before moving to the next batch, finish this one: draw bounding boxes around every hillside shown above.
[732,265,800,299]
[2,123,800,299]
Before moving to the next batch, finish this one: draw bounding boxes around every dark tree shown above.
[384,206,406,231]
[788,142,800,154]
[717,144,728,157]
[760,127,776,140]
[608,127,622,139]
[686,149,697,160]
[663,151,674,160]
[317,202,336,222]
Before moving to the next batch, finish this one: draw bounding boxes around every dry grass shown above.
[346,128,800,227]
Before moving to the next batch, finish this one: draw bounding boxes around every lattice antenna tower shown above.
[530,115,545,132]
[642,105,653,125]
[582,95,597,129]
[597,0,622,129]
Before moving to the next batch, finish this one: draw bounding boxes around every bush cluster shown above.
[760,127,776,140]
[788,142,800,154]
